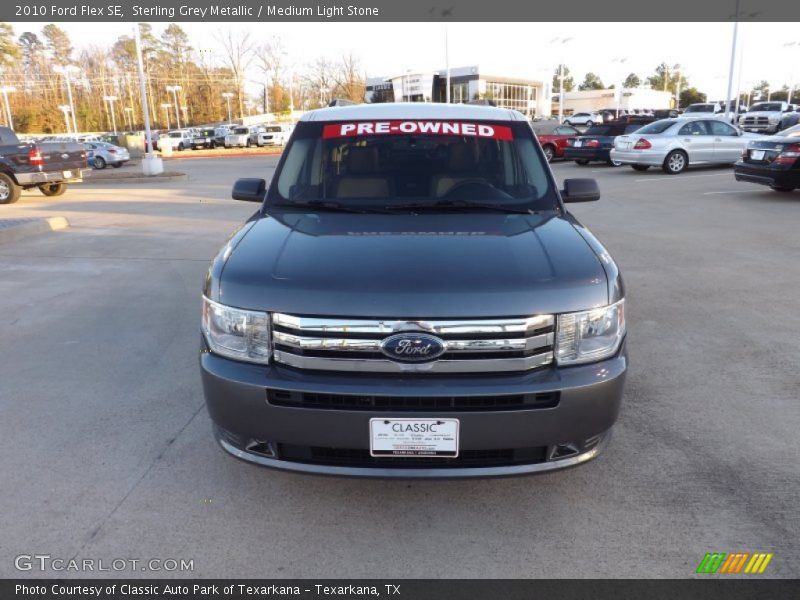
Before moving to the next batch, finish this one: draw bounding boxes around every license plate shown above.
[369,418,459,458]
[63,170,72,178]
[750,149,765,160]
[574,140,582,147]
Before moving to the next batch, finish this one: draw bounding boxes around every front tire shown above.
[0,172,20,204]
[39,183,67,197]
[607,159,622,167]
[585,120,594,127]
[632,165,651,171]
[543,145,555,162]
[93,156,107,170]
[663,150,688,174]
[563,120,571,126]
[770,186,795,192]
[177,143,185,151]
[575,159,590,165]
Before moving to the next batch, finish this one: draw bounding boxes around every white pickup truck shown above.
[738,101,795,134]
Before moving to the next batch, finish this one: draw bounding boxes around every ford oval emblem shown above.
[380,333,446,363]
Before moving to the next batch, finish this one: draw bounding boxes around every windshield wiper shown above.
[271,201,393,214]
[386,200,539,215]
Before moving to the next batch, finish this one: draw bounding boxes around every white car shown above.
[160,130,193,151]
[224,126,251,148]
[610,117,765,174]
[563,112,602,127]
[254,124,293,146]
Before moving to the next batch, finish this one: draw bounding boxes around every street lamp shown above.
[784,42,799,104]
[103,95,118,135]
[57,104,72,133]
[222,92,234,122]
[166,85,182,129]
[550,36,573,123]
[53,65,80,134]
[0,85,15,129]
[160,103,172,129]
[611,58,628,117]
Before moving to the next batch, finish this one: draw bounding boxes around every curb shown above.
[0,216,69,245]
[82,173,188,185]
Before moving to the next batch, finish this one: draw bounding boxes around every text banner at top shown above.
[4,0,800,22]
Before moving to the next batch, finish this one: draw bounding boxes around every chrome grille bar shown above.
[272,313,555,373]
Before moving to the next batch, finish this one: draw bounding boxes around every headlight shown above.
[556,299,626,365]
[202,297,271,364]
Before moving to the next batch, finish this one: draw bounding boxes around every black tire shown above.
[585,120,594,127]
[663,150,688,174]
[210,141,216,149]
[632,164,651,171]
[39,183,67,197]
[575,159,590,165]
[607,159,622,167]
[563,120,571,126]
[770,186,795,192]
[93,156,107,170]
[0,172,20,204]
[111,163,122,168]
[542,144,555,162]
[177,143,184,151]
[246,139,252,147]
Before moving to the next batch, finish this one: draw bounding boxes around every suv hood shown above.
[215,212,609,318]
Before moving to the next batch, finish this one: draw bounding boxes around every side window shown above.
[555,126,576,135]
[708,120,737,136]
[678,121,708,136]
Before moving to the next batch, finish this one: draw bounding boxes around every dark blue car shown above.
[564,122,644,166]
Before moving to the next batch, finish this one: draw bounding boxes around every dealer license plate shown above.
[369,418,459,458]
[750,149,765,160]
[63,170,72,178]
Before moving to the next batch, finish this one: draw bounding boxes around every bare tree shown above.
[215,29,254,119]
[331,53,366,103]
[253,37,285,113]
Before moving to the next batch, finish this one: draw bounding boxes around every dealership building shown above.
[365,65,551,118]
[552,88,673,116]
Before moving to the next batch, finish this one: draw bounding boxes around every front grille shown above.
[271,313,555,373]
[267,389,560,411]
[277,443,548,469]
[743,117,769,126]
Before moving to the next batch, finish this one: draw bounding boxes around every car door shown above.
[708,119,744,163]
[676,120,714,163]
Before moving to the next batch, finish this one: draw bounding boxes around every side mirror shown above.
[561,178,600,203]
[231,178,266,202]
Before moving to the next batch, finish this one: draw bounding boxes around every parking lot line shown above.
[634,173,730,183]
[702,190,760,195]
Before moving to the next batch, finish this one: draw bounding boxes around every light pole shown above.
[673,64,682,110]
[160,103,172,129]
[58,104,71,133]
[724,0,740,121]
[103,95,118,135]
[0,85,15,129]
[550,37,573,123]
[53,65,80,134]
[222,92,234,122]
[166,85,182,129]
[784,42,799,104]
[611,58,627,117]
[180,105,188,126]
[135,22,162,175]
[124,107,133,130]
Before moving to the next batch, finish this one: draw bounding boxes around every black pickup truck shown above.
[0,126,89,204]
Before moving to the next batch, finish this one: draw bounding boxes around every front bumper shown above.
[16,168,91,186]
[200,340,627,478]
[734,161,800,188]
[563,147,611,162]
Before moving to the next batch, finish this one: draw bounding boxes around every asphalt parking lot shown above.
[0,155,797,578]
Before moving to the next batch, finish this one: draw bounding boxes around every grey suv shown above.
[200,103,627,478]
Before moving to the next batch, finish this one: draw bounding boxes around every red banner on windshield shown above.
[322,121,513,140]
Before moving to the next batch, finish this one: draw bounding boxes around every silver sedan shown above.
[610,117,764,174]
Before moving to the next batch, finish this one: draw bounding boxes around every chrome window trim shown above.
[273,351,554,373]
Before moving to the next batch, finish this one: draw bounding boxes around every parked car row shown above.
[84,141,130,170]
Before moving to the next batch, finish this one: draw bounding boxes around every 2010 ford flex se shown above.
[200,103,627,477]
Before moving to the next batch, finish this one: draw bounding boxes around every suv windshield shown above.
[269,120,558,212]
[749,103,782,112]
[233,127,248,134]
